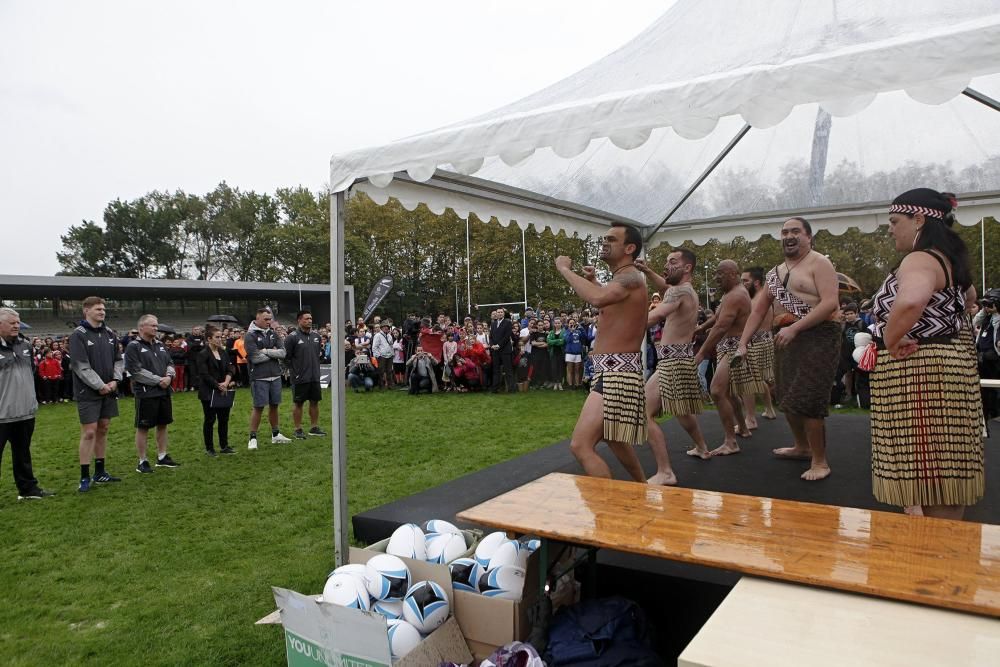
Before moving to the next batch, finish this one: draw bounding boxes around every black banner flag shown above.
[361,276,394,322]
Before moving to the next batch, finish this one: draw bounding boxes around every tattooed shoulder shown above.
[615,269,646,290]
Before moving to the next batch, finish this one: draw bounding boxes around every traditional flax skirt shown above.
[773,320,841,418]
[748,329,775,386]
[717,336,769,398]
[655,343,703,416]
[591,352,646,445]
[870,340,985,507]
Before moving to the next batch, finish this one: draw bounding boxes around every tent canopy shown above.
[326,1,1000,564]
[333,0,1000,244]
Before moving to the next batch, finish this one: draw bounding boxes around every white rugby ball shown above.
[386,619,422,660]
[373,599,403,620]
[448,557,481,593]
[521,538,541,553]
[423,519,462,536]
[329,563,367,582]
[474,531,509,567]
[387,523,427,561]
[425,531,467,564]
[364,553,411,601]
[478,565,527,601]
[486,539,522,571]
[322,572,371,611]
[402,580,451,634]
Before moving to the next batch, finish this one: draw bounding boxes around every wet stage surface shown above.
[458,472,1000,617]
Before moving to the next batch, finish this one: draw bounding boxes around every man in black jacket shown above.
[490,309,516,393]
[284,310,326,440]
[124,314,180,473]
[70,296,124,492]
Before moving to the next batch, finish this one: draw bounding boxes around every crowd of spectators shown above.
[343,304,720,396]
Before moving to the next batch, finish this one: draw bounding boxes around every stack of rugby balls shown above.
[384,520,470,566]
[321,555,452,661]
[447,531,536,601]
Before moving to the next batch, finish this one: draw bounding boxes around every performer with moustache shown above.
[737,217,841,481]
[637,249,710,485]
[556,223,649,482]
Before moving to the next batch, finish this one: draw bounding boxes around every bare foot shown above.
[710,442,741,456]
[736,427,752,438]
[903,505,924,516]
[685,447,712,460]
[647,471,678,486]
[772,447,811,460]
[761,411,777,420]
[801,465,831,481]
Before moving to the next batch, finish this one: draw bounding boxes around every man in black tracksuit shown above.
[284,310,326,440]
[124,314,180,473]
[69,296,124,492]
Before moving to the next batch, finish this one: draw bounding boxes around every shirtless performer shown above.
[737,217,841,481]
[694,260,755,456]
[556,223,649,482]
[739,267,778,426]
[638,250,710,484]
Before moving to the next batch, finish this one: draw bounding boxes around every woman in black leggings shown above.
[194,324,236,456]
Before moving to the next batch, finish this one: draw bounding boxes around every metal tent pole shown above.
[521,225,529,311]
[643,123,752,243]
[330,190,349,566]
[963,87,1000,113]
[983,217,987,295]
[466,218,472,314]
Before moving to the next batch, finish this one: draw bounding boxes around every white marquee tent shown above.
[326,0,1000,562]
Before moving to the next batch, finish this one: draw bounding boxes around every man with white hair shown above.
[0,308,54,500]
[124,314,180,473]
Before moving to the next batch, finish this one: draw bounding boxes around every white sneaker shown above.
[248,437,258,450]
[272,433,292,444]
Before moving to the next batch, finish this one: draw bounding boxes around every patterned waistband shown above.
[717,336,740,355]
[656,342,694,360]
[750,329,772,344]
[591,352,643,374]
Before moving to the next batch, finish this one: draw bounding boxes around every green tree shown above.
[56,220,114,276]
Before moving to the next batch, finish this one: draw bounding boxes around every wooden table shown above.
[456,472,1000,617]
[678,577,1000,667]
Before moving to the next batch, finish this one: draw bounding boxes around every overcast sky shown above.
[0,1,669,276]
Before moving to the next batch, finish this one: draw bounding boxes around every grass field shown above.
[0,387,590,666]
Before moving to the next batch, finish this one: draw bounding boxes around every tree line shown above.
[56,166,1000,316]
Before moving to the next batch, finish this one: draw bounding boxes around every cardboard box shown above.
[272,588,473,667]
[453,544,546,658]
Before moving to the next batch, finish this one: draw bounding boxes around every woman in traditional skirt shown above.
[869,188,985,520]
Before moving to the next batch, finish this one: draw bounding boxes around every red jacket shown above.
[38,357,63,380]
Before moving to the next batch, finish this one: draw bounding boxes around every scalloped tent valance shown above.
[331,0,1000,206]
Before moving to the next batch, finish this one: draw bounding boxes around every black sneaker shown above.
[308,426,327,437]
[92,471,122,483]
[205,449,217,457]
[18,488,55,500]
[219,446,236,455]
[136,460,154,474]
[294,429,307,440]
[156,454,180,468]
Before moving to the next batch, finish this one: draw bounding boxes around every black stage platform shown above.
[354,413,999,659]
[354,412,999,543]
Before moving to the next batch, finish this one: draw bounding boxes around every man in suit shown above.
[490,309,516,393]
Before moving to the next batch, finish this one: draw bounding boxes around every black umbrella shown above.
[207,314,240,324]
[156,323,177,335]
